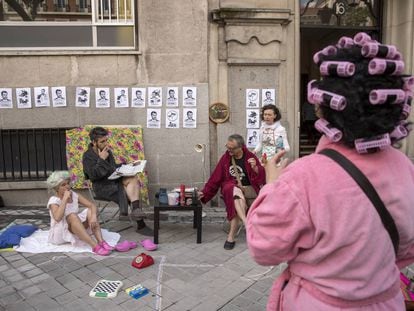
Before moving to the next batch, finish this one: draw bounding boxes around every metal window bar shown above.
[0,128,72,181]
[94,0,132,24]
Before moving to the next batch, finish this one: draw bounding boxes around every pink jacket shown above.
[247,136,414,310]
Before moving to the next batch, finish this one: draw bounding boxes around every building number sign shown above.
[334,0,347,16]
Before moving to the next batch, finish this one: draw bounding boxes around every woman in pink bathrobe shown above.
[247,33,414,310]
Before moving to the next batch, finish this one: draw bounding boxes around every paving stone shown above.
[23,266,43,278]
[10,259,30,269]
[20,285,43,299]
[29,273,51,284]
[0,292,24,307]
[16,263,36,273]
[3,300,36,311]
[23,293,55,307]
[0,264,10,273]
[11,278,34,290]
[54,292,79,305]
[38,262,60,273]
[32,298,61,310]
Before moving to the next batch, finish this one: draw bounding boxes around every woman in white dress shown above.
[46,171,113,256]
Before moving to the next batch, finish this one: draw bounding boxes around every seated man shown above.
[82,127,153,236]
[198,134,265,250]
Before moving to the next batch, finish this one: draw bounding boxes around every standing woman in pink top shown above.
[247,33,414,310]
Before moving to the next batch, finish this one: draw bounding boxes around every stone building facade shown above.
[0,0,413,206]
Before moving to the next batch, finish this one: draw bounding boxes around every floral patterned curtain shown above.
[65,125,149,204]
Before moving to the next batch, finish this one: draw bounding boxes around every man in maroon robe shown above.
[199,134,265,250]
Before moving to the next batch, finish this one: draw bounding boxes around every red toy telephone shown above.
[131,253,154,269]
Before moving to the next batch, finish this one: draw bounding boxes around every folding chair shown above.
[84,177,122,228]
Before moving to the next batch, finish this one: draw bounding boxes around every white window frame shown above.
[0,0,136,51]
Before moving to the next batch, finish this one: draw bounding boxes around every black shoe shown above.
[136,224,154,237]
[130,208,146,220]
[224,240,235,250]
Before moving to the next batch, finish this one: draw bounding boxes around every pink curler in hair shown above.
[337,36,354,49]
[361,43,398,59]
[353,32,376,46]
[393,51,402,60]
[313,45,337,64]
[401,96,412,120]
[307,79,318,104]
[390,124,408,140]
[354,133,391,154]
[314,118,343,142]
[402,76,414,91]
[368,58,404,75]
[320,61,355,77]
[312,89,347,111]
[369,89,406,105]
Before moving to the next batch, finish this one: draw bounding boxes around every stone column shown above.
[383,0,414,161]
[209,4,297,172]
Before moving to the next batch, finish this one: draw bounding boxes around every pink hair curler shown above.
[314,118,343,142]
[320,61,355,77]
[369,89,406,105]
[307,79,318,104]
[353,32,376,46]
[313,45,337,64]
[312,89,347,111]
[354,133,391,154]
[393,51,402,60]
[361,43,398,59]
[402,76,414,91]
[390,124,408,140]
[368,58,404,75]
[337,36,354,49]
[401,96,412,120]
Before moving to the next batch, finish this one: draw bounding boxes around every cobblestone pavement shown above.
[0,207,284,311]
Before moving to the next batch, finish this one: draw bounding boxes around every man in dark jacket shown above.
[198,134,265,250]
[82,127,153,236]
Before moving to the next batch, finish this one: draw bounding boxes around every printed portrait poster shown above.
[51,86,67,108]
[34,87,50,107]
[95,87,110,108]
[76,87,90,107]
[183,86,197,107]
[166,87,179,107]
[147,108,161,129]
[131,87,146,108]
[114,87,129,108]
[16,88,32,109]
[246,89,259,108]
[0,88,13,109]
[183,108,197,129]
[262,88,276,106]
[148,87,162,107]
[166,108,180,129]
[246,109,260,129]
[246,129,259,149]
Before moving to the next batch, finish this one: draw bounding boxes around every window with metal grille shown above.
[0,0,136,49]
[0,128,72,181]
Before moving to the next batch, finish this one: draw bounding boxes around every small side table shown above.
[153,199,203,244]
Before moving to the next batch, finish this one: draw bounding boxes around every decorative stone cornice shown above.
[211,8,292,25]
[211,7,292,64]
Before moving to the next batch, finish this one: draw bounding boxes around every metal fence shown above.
[0,128,72,181]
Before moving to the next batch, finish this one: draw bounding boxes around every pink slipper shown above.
[140,239,157,251]
[92,244,111,256]
[114,240,138,252]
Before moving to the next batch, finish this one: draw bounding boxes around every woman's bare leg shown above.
[66,213,97,248]
[84,206,104,244]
